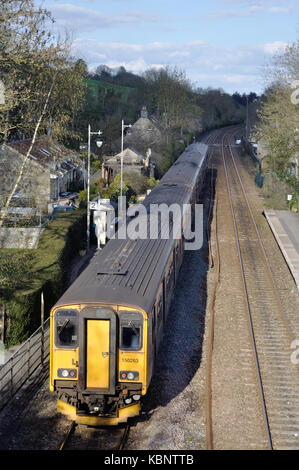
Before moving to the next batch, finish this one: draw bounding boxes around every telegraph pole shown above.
[120,120,132,218]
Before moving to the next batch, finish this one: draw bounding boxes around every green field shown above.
[85,78,136,107]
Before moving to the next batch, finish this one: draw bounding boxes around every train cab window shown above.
[151,307,156,332]
[119,311,143,351]
[122,326,141,349]
[54,309,78,349]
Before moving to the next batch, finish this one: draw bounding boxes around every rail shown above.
[0,317,50,411]
[222,134,273,449]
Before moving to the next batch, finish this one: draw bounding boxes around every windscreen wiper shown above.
[58,319,70,336]
[128,321,139,336]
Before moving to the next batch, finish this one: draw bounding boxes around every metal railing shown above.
[0,317,50,411]
[242,137,261,169]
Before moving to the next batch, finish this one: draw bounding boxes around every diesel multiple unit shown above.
[49,142,208,425]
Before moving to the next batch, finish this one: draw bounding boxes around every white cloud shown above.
[268,5,293,12]
[206,1,294,20]
[263,41,288,54]
[205,5,262,19]
[48,3,167,33]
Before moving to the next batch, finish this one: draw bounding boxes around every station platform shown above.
[264,210,299,291]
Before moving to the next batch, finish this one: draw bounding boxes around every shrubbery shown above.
[79,173,158,208]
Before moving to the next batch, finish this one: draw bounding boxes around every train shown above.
[49,142,208,426]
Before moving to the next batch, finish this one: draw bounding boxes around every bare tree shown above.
[0,0,87,225]
[143,66,197,140]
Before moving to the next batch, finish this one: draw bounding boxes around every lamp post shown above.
[87,124,103,251]
[120,119,132,217]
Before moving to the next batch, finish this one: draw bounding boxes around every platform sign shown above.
[89,201,98,210]
[89,199,111,211]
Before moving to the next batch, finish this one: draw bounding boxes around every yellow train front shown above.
[49,142,208,426]
[50,303,147,426]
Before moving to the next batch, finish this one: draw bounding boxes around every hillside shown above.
[85,78,136,105]
[85,78,139,121]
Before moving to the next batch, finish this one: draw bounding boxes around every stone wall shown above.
[0,227,42,249]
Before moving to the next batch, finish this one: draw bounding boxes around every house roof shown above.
[104,147,145,167]
[8,136,82,175]
[131,115,164,135]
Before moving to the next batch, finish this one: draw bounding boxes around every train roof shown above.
[53,142,208,314]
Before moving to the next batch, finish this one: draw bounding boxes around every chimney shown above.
[141,106,148,118]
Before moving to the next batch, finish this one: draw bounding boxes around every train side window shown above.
[166,263,173,289]
[157,298,163,324]
[152,306,156,331]
[54,309,78,349]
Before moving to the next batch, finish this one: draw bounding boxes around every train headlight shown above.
[132,394,141,401]
[120,371,139,381]
[125,398,132,405]
[58,368,77,378]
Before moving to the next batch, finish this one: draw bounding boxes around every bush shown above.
[123,172,149,195]
[78,187,98,208]
[148,177,159,189]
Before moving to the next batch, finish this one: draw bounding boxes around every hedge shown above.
[0,209,86,348]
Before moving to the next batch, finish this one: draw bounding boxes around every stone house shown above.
[121,106,164,150]
[125,106,164,145]
[0,136,84,213]
[110,106,164,155]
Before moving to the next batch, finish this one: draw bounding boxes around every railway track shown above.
[2,127,297,451]
[216,128,299,449]
[59,421,131,451]
[201,129,220,450]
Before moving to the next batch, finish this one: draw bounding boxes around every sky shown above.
[39,0,299,94]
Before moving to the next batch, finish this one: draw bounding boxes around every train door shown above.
[86,320,110,388]
[78,307,116,395]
